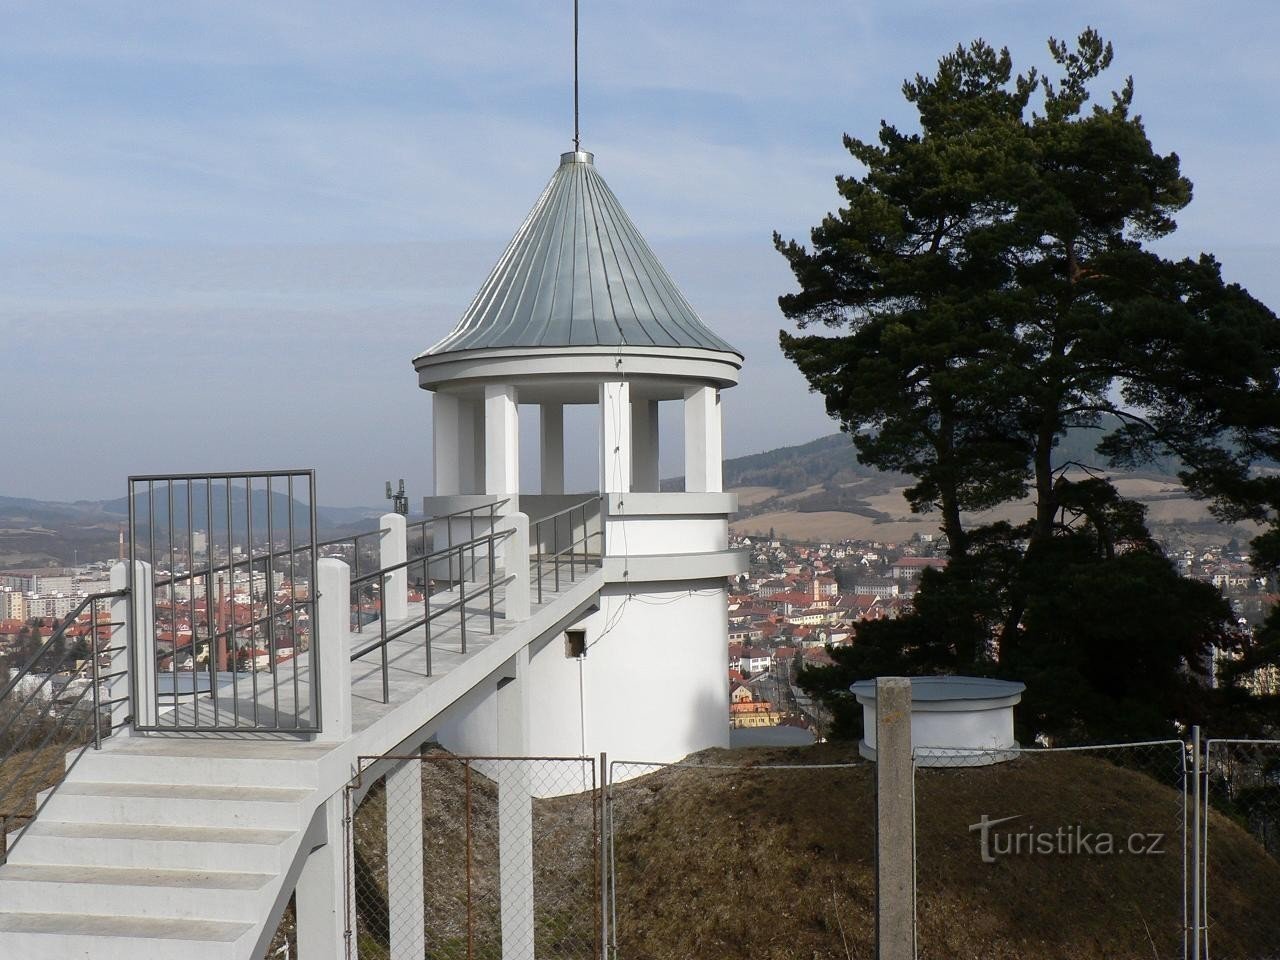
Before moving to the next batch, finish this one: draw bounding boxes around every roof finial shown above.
[573,0,580,151]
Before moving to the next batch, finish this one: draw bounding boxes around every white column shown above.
[120,560,155,732]
[386,759,425,960]
[485,385,519,501]
[540,402,565,495]
[599,381,632,494]
[458,397,485,494]
[502,512,531,620]
[110,561,146,735]
[432,392,461,496]
[296,792,354,960]
[684,384,723,493]
[497,654,534,960]
[631,398,660,492]
[315,559,352,742]
[379,513,408,622]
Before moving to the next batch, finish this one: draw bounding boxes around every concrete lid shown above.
[850,675,1026,702]
[417,152,741,360]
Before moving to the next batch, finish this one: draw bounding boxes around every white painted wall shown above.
[603,515,728,555]
[523,579,730,765]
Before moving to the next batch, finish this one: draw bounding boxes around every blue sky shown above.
[3,1,1277,505]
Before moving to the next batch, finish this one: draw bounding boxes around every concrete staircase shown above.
[0,739,329,960]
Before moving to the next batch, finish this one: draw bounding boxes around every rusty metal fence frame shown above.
[343,752,603,960]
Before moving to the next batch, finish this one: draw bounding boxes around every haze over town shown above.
[3,1,1278,505]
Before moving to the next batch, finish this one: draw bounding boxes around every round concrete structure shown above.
[851,676,1025,766]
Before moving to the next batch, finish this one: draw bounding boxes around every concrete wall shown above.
[435,579,730,774]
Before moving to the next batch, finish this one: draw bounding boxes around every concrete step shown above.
[0,863,274,922]
[9,820,296,873]
[0,912,252,960]
[70,742,323,788]
[37,781,309,831]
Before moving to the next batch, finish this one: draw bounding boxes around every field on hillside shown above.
[733,474,1260,549]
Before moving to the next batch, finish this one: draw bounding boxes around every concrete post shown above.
[379,513,408,623]
[386,758,425,960]
[600,381,632,495]
[296,792,353,960]
[108,562,136,735]
[631,398,660,492]
[497,654,534,960]
[485,384,519,504]
[432,392,461,496]
[116,560,155,732]
[540,402,565,495]
[684,385,723,493]
[875,676,915,960]
[502,512,531,620]
[315,559,352,743]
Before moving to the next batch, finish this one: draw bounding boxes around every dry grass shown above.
[604,744,1280,960]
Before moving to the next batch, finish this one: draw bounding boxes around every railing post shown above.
[503,512,531,621]
[315,559,352,743]
[120,559,155,734]
[108,562,133,737]
[379,512,409,622]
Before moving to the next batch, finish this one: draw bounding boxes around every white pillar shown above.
[599,381,632,495]
[458,397,485,494]
[684,384,723,493]
[540,402,565,495]
[379,513,408,622]
[497,654,534,960]
[502,512,531,620]
[110,561,146,735]
[296,792,354,960]
[631,398,660,492]
[386,759,425,960]
[315,558,352,742]
[432,392,461,496]
[485,384,519,501]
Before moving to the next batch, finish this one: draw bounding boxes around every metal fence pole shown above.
[1191,725,1202,960]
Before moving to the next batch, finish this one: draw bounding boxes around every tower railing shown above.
[0,588,127,862]
[347,525,515,705]
[531,496,604,604]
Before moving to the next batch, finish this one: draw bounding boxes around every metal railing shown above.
[0,589,127,862]
[347,500,512,705]
[530,497,604,604]
[128,470,321,733]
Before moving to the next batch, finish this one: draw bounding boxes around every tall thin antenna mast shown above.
[573,0,580,151]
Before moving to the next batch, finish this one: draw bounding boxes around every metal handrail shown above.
[531,496,604,604]
[0,589,128,862]
[346,507,513,705]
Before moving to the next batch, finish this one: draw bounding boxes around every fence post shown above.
[1191,725,1202,960]
[875,676,914,960]
[386,757,425,960]
[379,512,408,622]
[503,512,531,621]
[600,751,610,960]
[315,558,352,743]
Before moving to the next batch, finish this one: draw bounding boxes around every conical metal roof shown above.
[421,151,740,358]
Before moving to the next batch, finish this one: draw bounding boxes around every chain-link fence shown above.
[914,741,1189,960]
[345,752,600,960]
[1203,739,1280,959]
[606,754,875,960]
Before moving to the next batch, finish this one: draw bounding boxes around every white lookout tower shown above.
[416,149,747,764]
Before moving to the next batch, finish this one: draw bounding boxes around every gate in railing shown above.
[127,470,321,733]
